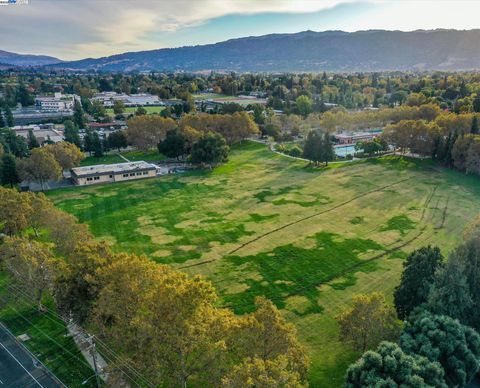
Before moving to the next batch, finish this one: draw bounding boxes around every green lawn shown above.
[0,273,95,387]
[81,150,165,166]
[105,106,165,115]
[48,141,480,386]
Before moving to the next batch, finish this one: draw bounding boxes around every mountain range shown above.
[4,29,480,72]
[0,50,61,67]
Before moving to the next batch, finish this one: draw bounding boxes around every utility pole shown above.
[89,335,101,388]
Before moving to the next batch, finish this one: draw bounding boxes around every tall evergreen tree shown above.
[393,246,443,320]
[471,116,479,134]
[0,109,5,128]
[73,100,86,128]
[27,129,40,149]
[63,120,82,149]
[0,153,20,187]
[322,132,335,166]
[4,106,13,127]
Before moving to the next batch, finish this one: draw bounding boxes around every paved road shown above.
[0,323,64,387]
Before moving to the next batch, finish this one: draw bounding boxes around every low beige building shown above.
[71,161,157,186]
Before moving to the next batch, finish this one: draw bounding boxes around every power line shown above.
[6,285,155,388]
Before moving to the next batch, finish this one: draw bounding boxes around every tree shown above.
[233,297,309,381]
[0,153,20,187]
[63,120,82,148]
[321,132,335,165]
[428,238,480,331]
[0,236,60,311]
[93,253,234,387]
[157,129,186,159]
[44,142,84,170]
[221,356,305,388]
[336,292,402,353]
[0,109,5,128]
[400,309,480,387]
[18,148,62,190]
[191,132,229,167]
[91,131,103,157]
[471,116,479,134]
[135,106,147,116]
[0,187,32,235]
[108,130,128,151]
[126,115,176,151]
[295,96,313,117]
[345,342,446,388]
[393,246,443,320]
[302,130,323,165]
[113,100,125,115]
[27,128,39,149]
[73,100,86,128]
[4,105,13,127]
[452,135,475,172]
[466,138,480,176]
[54,242,112,323]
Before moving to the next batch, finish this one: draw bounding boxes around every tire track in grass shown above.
[221,184,441,310]
[221,225,428,311]
[228,177,414,255]
[180,177,414,270]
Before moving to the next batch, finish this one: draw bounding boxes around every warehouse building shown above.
[71,161,157,186]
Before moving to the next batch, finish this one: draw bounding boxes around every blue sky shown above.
[0,0,479,60]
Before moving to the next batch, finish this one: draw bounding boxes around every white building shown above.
[35,92,80,112]
[71,161,157,186]
[91,92,161,107]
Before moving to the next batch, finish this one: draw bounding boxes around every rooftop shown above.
[71,161,156,177]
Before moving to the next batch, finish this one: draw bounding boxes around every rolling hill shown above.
[52,29,480,72]
[0,50,61,67]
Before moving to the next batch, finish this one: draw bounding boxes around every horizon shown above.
[1,0,480,60]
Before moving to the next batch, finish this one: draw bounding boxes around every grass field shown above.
[0,274,95,387]
[81,150,165,166]
[48,141,480,386]
[105,106,165,115]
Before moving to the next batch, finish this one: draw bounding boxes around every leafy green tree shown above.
[336,292,402,352]
[54,242,112,323]
[471,116,479,134]
[0,129,28,157]
[221,356,305,388]
[108,130,128,151]
[295,95,313,117]
[27,128,39,149]
[4,106,14,127]
[400,309,480,387]
[63,120,82,148]
[322,132,335,165]
[91,132,103,157]
[302,130,322,164]
[191,132,229,166]
[113,100,125,115]
[18,148,62,191]
[345,341,446,388]
[429,238,480,330]
[0,153,20,187]
[0,236,60,311]
[73,100,86,128]
[394,246,443,320]
[135,106,147,116]
[0,109,5,128]
[158,129,186,159]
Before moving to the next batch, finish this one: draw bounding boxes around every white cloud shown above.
[0,0,478,60]
[0,0,354,58]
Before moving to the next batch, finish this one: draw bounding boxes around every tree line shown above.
[0,187,309,387]
[338,239,480,387]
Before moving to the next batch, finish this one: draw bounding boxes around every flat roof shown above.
[71,161,156,178]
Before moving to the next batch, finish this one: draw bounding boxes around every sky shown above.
[1,0,480,60]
